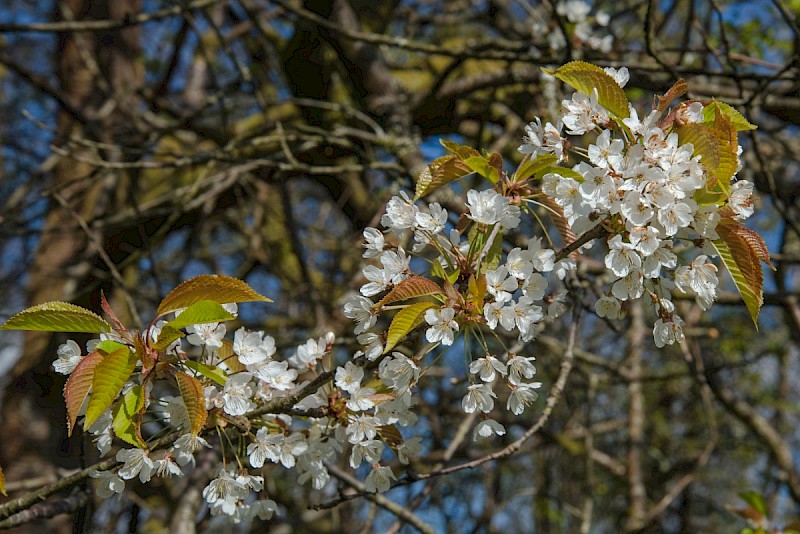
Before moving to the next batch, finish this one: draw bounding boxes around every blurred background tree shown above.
[0,0,799,532]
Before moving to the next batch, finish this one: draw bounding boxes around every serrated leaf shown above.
[376,277,444,308]
[383,302,437,354]
[440,139,480,161]
[543,61,630,119]
[152,325,184,351]
[540,196,578,248]
[465,155,501,183]
[676,122,721,178]
[710,109,739,193]
[541,166,584,182]
[64,351,104,435]
[165,300,236,330]
[0,465,5,496]
[135,333,155,374]
[157,275,271,316]
[703,101,757,131]
[100,291,127,334]
[84,347,138,430]
[94,340,127,354]
[414,154,473,199]
[468,274,487,309]
[183,359,227,386]
[112,385,146,448]
[175,371,207,436]
[680,109,738,195]
[513,154,559,182]
[713,221,767,328]
[0,301,111,333]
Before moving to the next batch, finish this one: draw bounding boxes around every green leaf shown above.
[0,301,111,333]
[414,154,473,199]
[152,325,184,351]
[376,276,444,308]
[63,351,104,435]
[541,166,584,182]
[464,155,500,183]
[383,302,437,354]
[542,61,630,119]
[0,465,5,497]
[183,359,227,386]
[94,340,127,354]
[440,139,481,161]
[175,372,207,436]
[513,154,559,182]
[165,300,236,330]
[112,385,146,448]
[157,275,271,316]
[703,101,757,131]
[84,347,138,430]
[678,109,738,196]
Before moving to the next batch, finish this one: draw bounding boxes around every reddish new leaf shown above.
[64,351,104,435]
[376,276,444,308]
[175,371,207,436]
[157,274,271,316]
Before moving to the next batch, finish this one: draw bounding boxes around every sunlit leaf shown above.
[468,274,487,309]
[383,302,437,354]
[0,465,5,497]
[112,385,146,448]
[513,154,559,182]
[542,61,630,118]
[440,139,480,161]
[94,340,127,354]
[679,108,738,195]
[712,220,769,328]
[0,301,111,333]
[183,359,227,386]
[84,347,138,430]
[376,277,444,308]
[465,155,501,183]
[414,154,473,199]
[541,166,584,182]
[157,275,271,316]
[152,325,184,351]
[703,100,757,131]
[64,351,104,435]
[175,371,207,436]
[540,196,578,249]
[165,300,236,330]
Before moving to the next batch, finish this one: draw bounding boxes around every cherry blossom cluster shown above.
[521,67,755,347]
[346,184,573,438]
[55,303,423,522]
